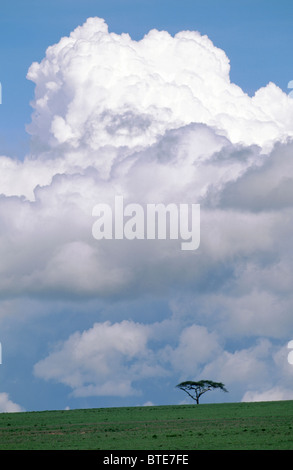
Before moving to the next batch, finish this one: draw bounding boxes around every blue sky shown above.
[0,1,293,413]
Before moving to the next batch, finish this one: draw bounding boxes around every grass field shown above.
[0,400,292,450]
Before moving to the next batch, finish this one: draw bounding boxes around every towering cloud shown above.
[1,17,293,405]
[26,17,293,157]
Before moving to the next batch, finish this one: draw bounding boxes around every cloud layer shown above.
[1,17,293,407]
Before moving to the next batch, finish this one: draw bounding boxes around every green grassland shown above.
[0,400,292,450]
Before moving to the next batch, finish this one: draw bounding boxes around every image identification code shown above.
[102,454,189,466]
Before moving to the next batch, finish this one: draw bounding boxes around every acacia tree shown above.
[176,380,228,404]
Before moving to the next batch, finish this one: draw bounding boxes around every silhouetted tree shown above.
[176,380,228,404]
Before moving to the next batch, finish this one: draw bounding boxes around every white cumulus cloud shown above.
[26,17,293,156]
[33,320,165,397]
[242,387,293,402]
[0,393,24,413]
